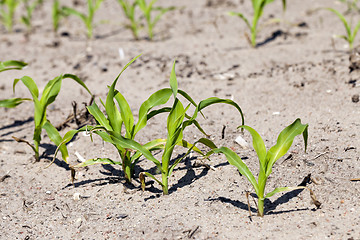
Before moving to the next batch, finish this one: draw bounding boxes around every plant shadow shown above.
[207,174,314,216]
[0,117,33,138]
[256,30,286,47]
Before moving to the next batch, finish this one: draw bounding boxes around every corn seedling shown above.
[326,8,360,49]
[0,0,20,32]
[117,0,141,40]
[62,0,104,39]
[21,0,43,32]
[0,74,92,161]
[229,0,286,47]
[54,56,208,182]
[207,119,320,216]
[137,0,175,40]
[137,61,244,195]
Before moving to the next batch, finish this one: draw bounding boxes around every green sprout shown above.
[326,7,360,49]
[0,73,92,162]
[54,56,212,183]
[62,0,104,39]
[136,62,244,195]
[137,0,175,40]
[0,0,20,32]
[117,0,141,40]
[229,0,286,47]
[207,119,320,217]
[21,0,43,32]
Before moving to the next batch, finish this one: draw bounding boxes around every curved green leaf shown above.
[0,60,27,72]
[113,90,134,138]
[265,118,308,176]
[238,125,266,173]
[0,98,31,108]
[326,8,351,38]
[72,158,122,168]
[134,88,172,134]
[265,186,306,199]
[106,55,140,133]
[87,102,112,130]
[208,147,259,194]
[43,120,69,161]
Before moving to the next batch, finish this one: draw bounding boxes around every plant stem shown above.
[34,140,40,162]
[162,173,168,195]
[122,150,132,182]
[257,197,265,217]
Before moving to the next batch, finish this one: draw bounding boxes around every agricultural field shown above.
[1,0,360,239]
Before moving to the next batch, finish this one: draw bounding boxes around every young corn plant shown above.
[136,62,244,195]
[0,74,92,162]
[21,0,43,32]
[326,8,360,49]
[53,56,212,183]
[117,0,141,40]
[207,119,320,217]
[229,0,286,47]
[62,0,104,39]
[0,0,20,32]
[137,0,175,40]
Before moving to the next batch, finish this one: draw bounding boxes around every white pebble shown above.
[235,135,249,149]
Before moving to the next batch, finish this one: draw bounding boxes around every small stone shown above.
[234,135,249,149]
[73,192,81,201]
[45,191,51,195]
[75,218,82,228]
[116,214,128,220]
[352,94,359,103]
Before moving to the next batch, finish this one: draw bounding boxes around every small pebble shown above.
[73,192,81,201]
[75,218,82,228]
[45,191,51,195]
[234,135,249,149]
[352,94,359,103]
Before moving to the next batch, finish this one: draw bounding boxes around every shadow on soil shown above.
[207,174,314,215]
[0,117,33,138]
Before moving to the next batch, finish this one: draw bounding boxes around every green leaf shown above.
[168,138,218,176]
[265,118,308,176]
[142,171,164,187]
[264,186,306,199]
[0,60,27,72]
[134,88,172,134]
[14,76,39,99]
[106,55,140,133]
[131,138,166,161]
[87,102,113,130]
[72,158,122,168]
[113,90,134,138]
[208,147,259,194]
[0,98,31,108]
[238,125,266,173]
[170,60,178,98]
[63,74,92,96]
[189,97,244,127]
[43,120,69,161]
[108,134,162,169]
[228,11,251,31]
[326,8,351,39]
[62,6,87,22]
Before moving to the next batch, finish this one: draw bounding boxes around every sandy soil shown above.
[1,0,360,239]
